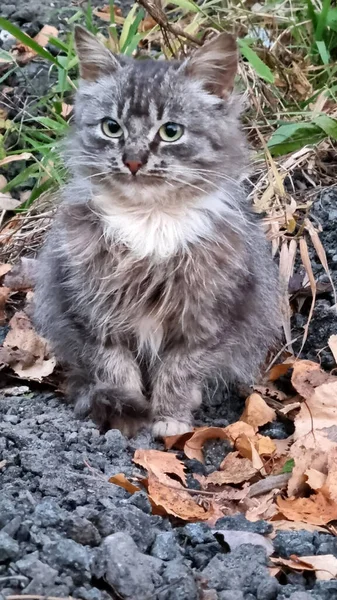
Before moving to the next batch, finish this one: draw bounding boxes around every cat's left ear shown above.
[74,25,121,81]
[184,33,238,99]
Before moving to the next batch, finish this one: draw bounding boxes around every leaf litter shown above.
[2,263,337,583]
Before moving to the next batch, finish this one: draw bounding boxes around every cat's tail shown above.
[72,381,150,437]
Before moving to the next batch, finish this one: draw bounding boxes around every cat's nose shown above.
[123,159,143,175]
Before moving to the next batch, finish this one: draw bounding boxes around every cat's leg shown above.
[150,349,209,437]
[69,345,149,436]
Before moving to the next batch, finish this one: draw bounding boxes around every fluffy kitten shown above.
[34,26,280,437]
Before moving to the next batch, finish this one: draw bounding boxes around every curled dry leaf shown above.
[0,153,32,167]
[133,449,186,486]
[271,554,337,581]
[240,393,276,430]
[203,452,257,485]
[109,473,142,495]
[305,468,327,491]
[184,427,231,463]
[277,492,337,526]
[164,430,194,450]
[3,311,56,381]
[0,193,21,211]
[288,360,337,498]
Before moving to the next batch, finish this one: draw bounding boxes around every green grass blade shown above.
[316,40,330,64]
[0,17,62,68]
[238,40,274,83]
[313,114,337,140]
[315,0,331,41]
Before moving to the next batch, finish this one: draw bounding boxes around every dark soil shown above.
[1,4,337,600]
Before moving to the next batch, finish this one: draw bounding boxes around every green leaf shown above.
[267,122,325,156]
[0,164,39,194]
[166,0,200,12]
[119,4,139,51]
[315,0,331,41]
[238,40,274,83]
[35,116,69,133]
[0,17,62,68]
[282,459,295,474]
[316,40,330,64]
[313,114,337,140]
[327,8,337,32]
[307,0,318,30]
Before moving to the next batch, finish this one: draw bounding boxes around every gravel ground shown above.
[1,3,337,599]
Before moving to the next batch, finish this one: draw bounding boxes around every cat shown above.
[33,25,280,438]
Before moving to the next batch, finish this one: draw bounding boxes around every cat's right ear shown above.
[74,26,120,81]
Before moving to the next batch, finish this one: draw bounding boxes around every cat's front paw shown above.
[152,418,193,438]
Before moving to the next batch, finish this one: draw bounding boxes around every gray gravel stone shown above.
[202,545,270,593]
[95,505,157,552]
[218,593,245,600]
[273,531,315,558]
[16,552,58,590]
[214,515,273,535]
[64,515,101,547]
[0,532,20,562]
[94,532,162,599]
[158,559,198,600]
[34,499,64,527]
[43,538,91,583]
[151,532,181,561]
[257,577,280,600]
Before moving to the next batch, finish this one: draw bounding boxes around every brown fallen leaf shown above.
[270,519,328,535]
[235,432,276,461]
[109,473,142,495]
[12,25,58,65]
[133,448,187,486]
[34,25,58,47]
[288,360,337,497]
[270,554,337,580]
[164,430,194,450]
[328,334,337,364]
[305,468,327,491]
[4,257,37,290]
[3,311,56,381]
[223,421,256,443]
[245,489,279,522]
[277,492,337,525]
[267,357,295,381]
[184,427,231,463]
[203,452,257,485]
[0,286,10,323]
[61,103,73,119]
[146,472,215,521]
[240,393,276,430]
[93,5,124,24]
[325,446,337,503]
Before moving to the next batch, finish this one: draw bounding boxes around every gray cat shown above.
[34,26,280,437]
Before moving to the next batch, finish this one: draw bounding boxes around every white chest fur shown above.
[94,190,226,261]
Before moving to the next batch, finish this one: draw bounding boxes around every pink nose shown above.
[124,160,142,175]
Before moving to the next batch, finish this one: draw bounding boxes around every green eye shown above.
[159,122,184,142]
[101,118,123,138]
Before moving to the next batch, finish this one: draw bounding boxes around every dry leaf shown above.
[328,334,337,364]
[164,431,194,450]
[0,193,21,211]
[4,257,37,290]
[184,427,231,463]
[240,393,276,430]
[61,103,73,118]
[147,472,214,521]
[271,554,337,580]
[34,25,58,47]
[3,311,56,381]
[277,492,337,525]
[223,421,256,444]
[305,468,327,491]
[0,153,32,167]
[0,286,10,323]
[270,519,327,535]
[235,433,276,461]
[325,447,337,503]
[109,473,142,494]
[133,449,186,486]
[204,452,257,485]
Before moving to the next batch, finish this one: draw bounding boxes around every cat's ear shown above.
[184,33,238,99]
[74,26,120,81]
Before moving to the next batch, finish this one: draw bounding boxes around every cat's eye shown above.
[101,118,123,138]
[158,122,184,142]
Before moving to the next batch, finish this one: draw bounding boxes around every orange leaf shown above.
[0,286,10,324]
[277,492,337,526]
[109,473,142,495]
[184,427,231,463]
[206,452,257,485]
[164,430,194,450]
[133,448,186,486]
[147,472,214,521]
[240,393,276,431]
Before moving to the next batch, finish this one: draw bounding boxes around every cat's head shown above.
[69,26,247,205]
